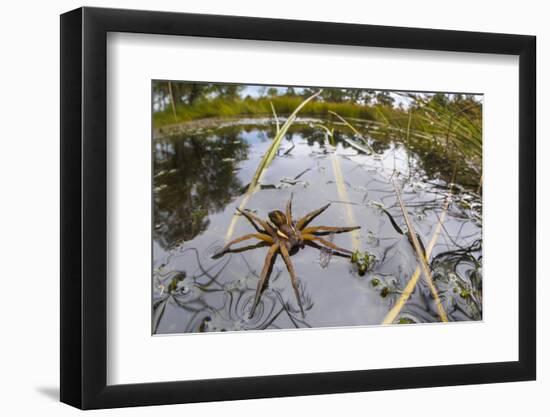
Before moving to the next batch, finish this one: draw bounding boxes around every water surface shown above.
[152,117,482,334]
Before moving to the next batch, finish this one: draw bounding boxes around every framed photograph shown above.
[60,6,536,409]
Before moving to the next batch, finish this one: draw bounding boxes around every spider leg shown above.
[234,208,265,234]
[279,243,305,317]
[301,225,361,236]
[212,240,272,259]
[237,208,277,238]
[286,193,293,225]
[213,233,274,258]
[301,233,353,255]
[296,203,331,230]
[229,241,272,253]
[304,240,351,258]
[249,243,279,318]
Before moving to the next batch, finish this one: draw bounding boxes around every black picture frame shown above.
[60,6,536,410]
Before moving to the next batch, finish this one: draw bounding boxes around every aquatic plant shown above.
[351,250,376,276]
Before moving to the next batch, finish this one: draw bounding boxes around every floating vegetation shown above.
[397,316,416,325]
[351,250,376,276]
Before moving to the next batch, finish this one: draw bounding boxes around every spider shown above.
[213,195,360,317]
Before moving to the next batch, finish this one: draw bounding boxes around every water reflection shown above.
[154,128,249,249]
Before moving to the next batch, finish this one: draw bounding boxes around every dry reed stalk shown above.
[383,182,449,323]
[381,197,450,324]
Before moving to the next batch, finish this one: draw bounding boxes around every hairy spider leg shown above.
[296,203,331,230]
[304,240,352,258]
[213,241,272,258]
[301,233,353,255]
[301,225,361,236]
[279,243,305,317]
[237,208,277,238]
[249,243,280,318]
[286,194,293,225]
[215,233,274,258]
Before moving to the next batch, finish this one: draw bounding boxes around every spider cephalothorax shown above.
[214,195,360,317]
[268,210,304,252]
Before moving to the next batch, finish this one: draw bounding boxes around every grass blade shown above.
[247,90,322,194]
[343,137,372,154]
[381,198,450,324]
[152,297,169,334]
[270,100,280,133]
[329,110,374,154]
[225,91,322,241]
[314,123,335,146]
[391,181,449,322]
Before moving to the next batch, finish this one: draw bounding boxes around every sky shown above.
[241,85,297,98]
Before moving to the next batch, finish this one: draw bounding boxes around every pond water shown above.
[152,117,482,334]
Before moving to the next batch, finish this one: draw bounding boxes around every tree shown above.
[361,90,376,105]
[375,91,395,106]
[321,88,346,103]
[301,87,318,98]
[187,83,209,105]
[267,87,279,97]
[285,87,296,96]
[167,82,178,121]
[344,88,363,103]
[430,92,450,107]
[217,85,243,101]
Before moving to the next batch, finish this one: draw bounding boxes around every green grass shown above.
[369,96,482,161]
[153,95,378,128]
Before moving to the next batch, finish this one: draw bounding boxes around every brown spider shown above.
[213,195,360,317]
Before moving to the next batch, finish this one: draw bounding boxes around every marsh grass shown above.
[336,97,482,191]
[371,95,482,163]
[153,95,378,128]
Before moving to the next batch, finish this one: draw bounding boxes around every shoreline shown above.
[153,114,273,139]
